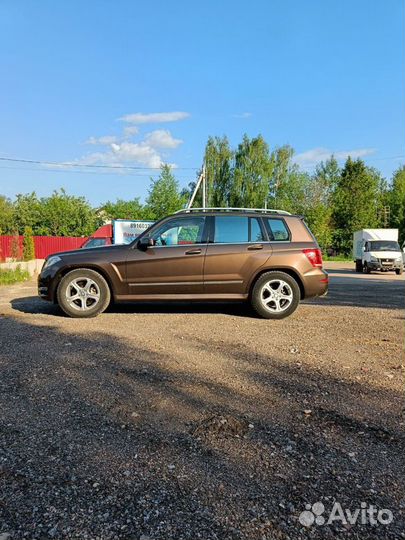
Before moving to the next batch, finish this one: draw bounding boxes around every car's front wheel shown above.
[57,268,111,318]
[251,271,300,319]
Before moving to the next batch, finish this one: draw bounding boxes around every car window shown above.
[150,217,205,246]
[250,218,266,242]
[264,218,290,241]
[83,238,107,248]
[214,216,249,243]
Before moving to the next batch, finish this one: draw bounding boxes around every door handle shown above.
[185,248,202,255]
[247,244,263,250]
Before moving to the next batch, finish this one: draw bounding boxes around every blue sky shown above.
[0,0,404,205]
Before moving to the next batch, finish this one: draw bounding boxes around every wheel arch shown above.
[249,267,305,300]
[53,265,114,303]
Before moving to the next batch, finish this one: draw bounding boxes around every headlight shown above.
[43,255,62,269]
[370,256,378,262]
[396,256,403,262]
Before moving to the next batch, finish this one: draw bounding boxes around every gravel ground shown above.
[0,262,404,540]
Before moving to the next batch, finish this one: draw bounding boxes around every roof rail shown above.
[175,207,291,215]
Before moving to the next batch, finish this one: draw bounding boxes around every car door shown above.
[203,215,272,296]
[125,216,207,296]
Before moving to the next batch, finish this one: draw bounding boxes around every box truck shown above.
[353,229,403,274]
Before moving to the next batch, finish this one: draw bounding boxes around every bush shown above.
[0,266,30,285]
[23,226,35,261]
[10,234,22,261]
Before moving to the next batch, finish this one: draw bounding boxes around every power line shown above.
[0,164,195,179]
[0,153,403,176]
[0,156,200,171]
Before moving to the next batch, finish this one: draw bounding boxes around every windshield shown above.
[82,238,108,248]
[369,240,400,252]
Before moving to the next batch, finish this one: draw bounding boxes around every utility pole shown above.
[383,206,390,227]
[379,205,390,227]
[202,164,206,209]
[186,164,206,209]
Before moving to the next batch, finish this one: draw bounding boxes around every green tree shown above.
[332,157,380,254]
[101,198,145,220]
[204,136,233,206]
[269,145,295,202]
[231,134,274,207]
[23,226,35,261]
[0,195,15,235]
[389,165,405,243]
[145,165,186,219]
[39,189,99,236]
[13,192,42,234]
[312,156,341,201]
[271,169,310,215]
[302,157,341,251]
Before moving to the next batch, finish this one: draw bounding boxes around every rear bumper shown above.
[303,269,329,298]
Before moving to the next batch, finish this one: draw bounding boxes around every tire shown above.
[250,271,300,320]
[396,268,403,275]
[57,268,111,318]
[364,262,371,274]
[355,260,362,273]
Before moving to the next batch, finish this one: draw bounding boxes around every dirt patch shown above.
[0,272,404,539]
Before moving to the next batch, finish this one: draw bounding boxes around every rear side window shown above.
[214,216,248,243]
[264,218,290,241]
[213,216,266,243]
[250,218,266,242]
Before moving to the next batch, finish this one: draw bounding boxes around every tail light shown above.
[303,248,323,268]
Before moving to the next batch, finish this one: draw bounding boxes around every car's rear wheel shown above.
[251,271,300,319]
[57,268,111,318]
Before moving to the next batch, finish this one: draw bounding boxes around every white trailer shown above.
[353,229,403,274]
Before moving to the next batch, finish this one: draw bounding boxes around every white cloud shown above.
[76,128,184,169]
[144,129,183,149]
[110,142,163,168]
[294,147,376,168]
[232,112,252,119]
[85,135,118,145]
[77,144,161,169]
[123,125,139,138]
[69,113,188,170]
[120,111,190,124]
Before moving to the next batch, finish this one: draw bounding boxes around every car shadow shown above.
[325,268,358,275]
[11,295,255,318]
[327,268,402,277]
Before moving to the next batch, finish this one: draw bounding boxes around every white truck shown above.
[353,229,403,275]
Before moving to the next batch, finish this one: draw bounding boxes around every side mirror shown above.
[138,236,155,250]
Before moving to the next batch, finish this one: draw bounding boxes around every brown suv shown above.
[38,208,328,319]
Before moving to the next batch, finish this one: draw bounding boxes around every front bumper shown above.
[38,263,64,302]
[368,261,403,271]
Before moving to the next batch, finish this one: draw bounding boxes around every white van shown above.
[353,229,403,275]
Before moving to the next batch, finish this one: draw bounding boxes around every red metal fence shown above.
[0,236,88,261]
